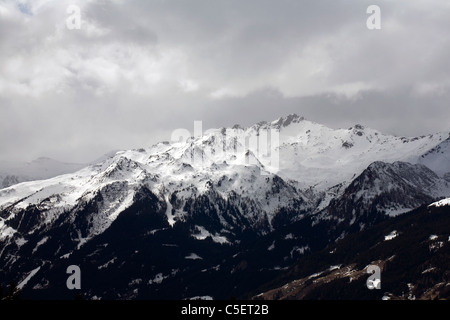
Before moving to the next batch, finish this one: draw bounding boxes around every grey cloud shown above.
[0,0,449,163]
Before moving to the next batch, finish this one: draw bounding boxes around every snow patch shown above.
[129,278,142,286]
[15,237,27,248]
[422,267,436,274]
[17,266,41,289]
[148,269,179,285]
[290,245,309,258]
[60,252,72,259]
[308,271,324,279]
[191,225,229,244]
[384,230,398,241]
[185,252,203,260]
[429,197,450,207]
[165,194,176,227]
[148,273,164,284]
[386,207,413,217]
[32,236,48,254]
[0,219,16,241]
[185,296,214,300]
[329,265,341,271]
[98,258,116,269]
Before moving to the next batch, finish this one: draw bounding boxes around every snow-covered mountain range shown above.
[0,114,449,299]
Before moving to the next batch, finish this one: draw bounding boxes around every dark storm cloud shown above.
[0,0,449,162]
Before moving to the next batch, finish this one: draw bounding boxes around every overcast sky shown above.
[1,0,449,163]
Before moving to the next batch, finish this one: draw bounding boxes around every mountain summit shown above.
[270,113,305,128]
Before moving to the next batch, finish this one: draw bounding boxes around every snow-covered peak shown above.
[270,113,306,128]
